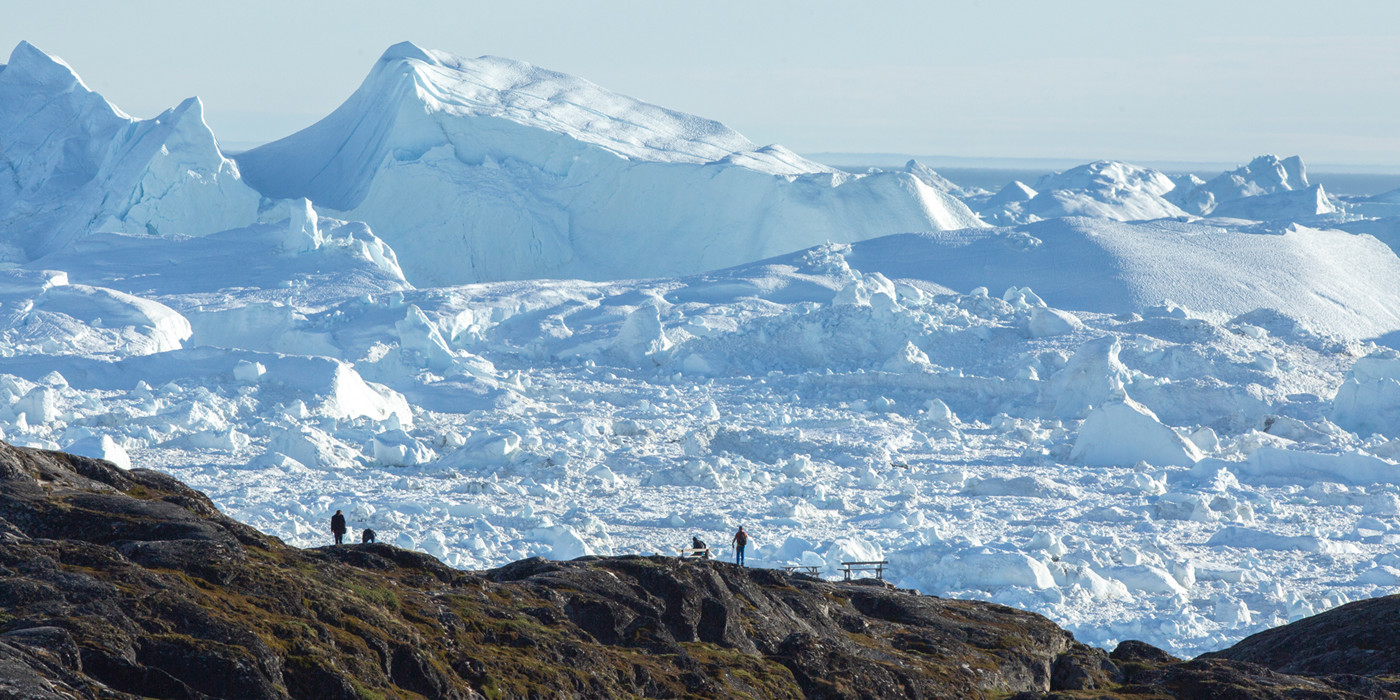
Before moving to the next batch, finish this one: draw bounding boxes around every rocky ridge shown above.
[0,441,1397,699]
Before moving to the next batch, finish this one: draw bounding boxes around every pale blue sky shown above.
[5,1,1398,168]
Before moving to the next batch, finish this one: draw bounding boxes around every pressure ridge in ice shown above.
[233,42,985,285]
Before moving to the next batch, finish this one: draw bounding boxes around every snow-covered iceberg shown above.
[0,42,261,261]
[977,161,1185,224]
[1173,155,1325,216]
[235,42,985,285]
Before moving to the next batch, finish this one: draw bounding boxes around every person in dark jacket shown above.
[731,526,748,566]
[331,510,347,545]
[691,535,708,559]
[362,528,376,544]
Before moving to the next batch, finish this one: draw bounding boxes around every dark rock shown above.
[1205,595,1400,677]
[1,626,83,672]
[1050,645,1119,690]
[1112,638,1182,666]
[0,640,88,700]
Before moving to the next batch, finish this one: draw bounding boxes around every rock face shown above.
[0,441,1396,699]
[1204,595,1400,679]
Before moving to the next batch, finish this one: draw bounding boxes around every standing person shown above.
[731,525,748,567]
[331,509,347,545]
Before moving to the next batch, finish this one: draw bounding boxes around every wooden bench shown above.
[676,546,711,559]
[840,560,889,581]
[781,565,821,575]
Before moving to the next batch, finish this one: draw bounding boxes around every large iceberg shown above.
[0,42,261,261]
[235,43,985,286]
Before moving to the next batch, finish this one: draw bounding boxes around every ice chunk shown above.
[64,434,131,470]
[16,386,62,424]
[1189,427,1220,453]
[614,305,672,364]
[233,360,266,382]
[1206,526,1361,555]
[1106,565,1189,596]
[942,551,1056,590]
[963,476,1081,500]
[1045,336,1129,420]
[825,538,884,567]
[1027,306,1084,338]
[1071,398,1202,467]
[1060,564,1131,601]
[370,429,436,467]
[281,198,324,252]
[269,426,362,470]
[533,525,593,560]
[1331,351,1400,438]
[1213,599,1254,628]
[1230,448,1400,486]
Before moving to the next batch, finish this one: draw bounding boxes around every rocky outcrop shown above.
[1203,595,1400,680]
[0,440,1397,699]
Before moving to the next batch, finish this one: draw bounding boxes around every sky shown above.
[4,1,1399,170]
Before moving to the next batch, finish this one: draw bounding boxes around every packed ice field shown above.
[7,41,1400,657]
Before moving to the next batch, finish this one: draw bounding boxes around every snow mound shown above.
[0,42,260,261]
[988,181,1038,207]
[235,42,984,285]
